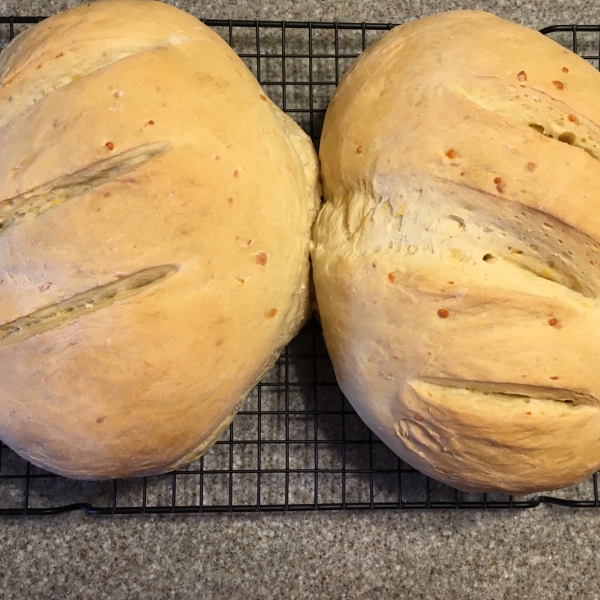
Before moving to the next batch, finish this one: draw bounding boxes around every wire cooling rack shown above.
[0,18,599,515]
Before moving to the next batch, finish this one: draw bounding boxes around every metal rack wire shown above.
[0,17,599,515]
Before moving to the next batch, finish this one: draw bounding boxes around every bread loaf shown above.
[312,10,600,493]
[0,1,320,479]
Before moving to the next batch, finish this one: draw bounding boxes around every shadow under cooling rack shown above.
[0,18,599,514]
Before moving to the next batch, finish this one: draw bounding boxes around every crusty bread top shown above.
[319,10,600,247]
[313,10,600,493]
[0,1,320,479]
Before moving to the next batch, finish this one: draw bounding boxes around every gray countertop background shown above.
[2,0,600,598]
[2,508,600,599]
[2,0,600,30]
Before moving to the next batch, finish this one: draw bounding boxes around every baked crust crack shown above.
[0,264,178,347]
[0,141,172,235]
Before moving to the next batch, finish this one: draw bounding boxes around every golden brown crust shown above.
[0,1,320,479]
[313,10,600,493]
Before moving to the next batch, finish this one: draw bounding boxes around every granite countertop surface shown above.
[2,0,600,28]
[0,508,598,599]
[2,0,600,598]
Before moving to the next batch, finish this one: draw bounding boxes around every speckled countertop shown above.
[2,1,600,598]
[2,0,600,29]
[2,509,600,599]
[0,509,600,600]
